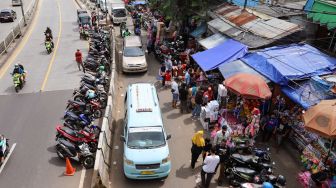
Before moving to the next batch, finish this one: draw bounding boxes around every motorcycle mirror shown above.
[120,136,125,142]
[267,147,270,151]
[272,162,276,165]
[166,134,171,140]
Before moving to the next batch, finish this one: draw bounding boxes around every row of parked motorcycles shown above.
[54,28,112,169]
[154,36,185,63]
[221,139,286,187]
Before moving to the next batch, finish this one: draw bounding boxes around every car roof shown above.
[124,36,142,47]
[0,9,12,12]
[77,9,87,13]
[126,83,163,128]
[78,13,90,17]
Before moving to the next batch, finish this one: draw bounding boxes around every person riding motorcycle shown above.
[44,27,54,48]
[122,28,131,38]
[0,135,8,165]
[12,63,25,83]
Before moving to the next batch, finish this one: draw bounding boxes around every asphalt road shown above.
[0,0,91,187]
[109,23,302,188]
[0,0,34,42]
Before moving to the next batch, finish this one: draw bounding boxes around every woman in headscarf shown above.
[191,130,205,169]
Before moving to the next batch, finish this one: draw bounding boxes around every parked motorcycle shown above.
[55,125,98,152]
[229,153,273,172]
[55,138,95,169]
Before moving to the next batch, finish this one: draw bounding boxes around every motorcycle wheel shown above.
[82,155,94,169]
[89,142,98,153]
[100,99,107,108]
[56,146,65,159]
[15,86,19,93]
[263,153,271,162]
[94,109,103,118]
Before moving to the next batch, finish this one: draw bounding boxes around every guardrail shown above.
[0,0,39,56]
[91,28,115,187]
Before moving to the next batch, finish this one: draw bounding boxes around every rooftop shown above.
[208,3,303,49]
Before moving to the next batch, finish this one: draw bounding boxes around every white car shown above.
[122,36,147,73]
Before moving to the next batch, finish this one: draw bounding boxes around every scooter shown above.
[45,41,53,54]
[63,111,94,128]
[55,125,99,152]
[229,153,273,172]
[55,138,95,169]
[0,137,9,167]
[12,73,24,93]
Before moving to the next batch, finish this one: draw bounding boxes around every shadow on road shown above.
[47,145,56,153]
[175,164,199,179]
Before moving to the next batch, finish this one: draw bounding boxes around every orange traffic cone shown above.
[64,157,76,176]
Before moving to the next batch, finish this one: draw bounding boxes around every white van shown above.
[121,83,171,179]
[122,36,147,73]
[110,1,127,24]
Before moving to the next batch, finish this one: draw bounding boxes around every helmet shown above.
[99,65,105,71]
[15,63,19,67]
[222,125,227,130]
[262,182,273,188]
[276,175,286,186]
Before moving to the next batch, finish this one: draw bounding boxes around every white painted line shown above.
[0,143,17,174]
[78,167,86,188]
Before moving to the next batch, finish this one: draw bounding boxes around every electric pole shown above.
[20,0,27,26]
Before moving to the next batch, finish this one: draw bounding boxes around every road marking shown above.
[40,0,62,91]
[0,143,17,174]
[0,0,42,79]
[78,167,86,188]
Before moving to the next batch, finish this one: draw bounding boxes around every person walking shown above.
[75,49,85,73]
[213,125,231,148]
[200,147,220,188]
[262,114,279,142]
[159,63,166,87]
[191,130,205,169]
[192,89,203,118]
[179,83,188,113]
[171,78,179,108]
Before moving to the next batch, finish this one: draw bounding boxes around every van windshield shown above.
[124,47,144,57]
[112,9,126,17]
[127,127,165,149]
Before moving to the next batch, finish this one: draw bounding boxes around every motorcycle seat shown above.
[66,111,79,119]
[68,100,86,106]
[235,167,257,176]
[59,139,76,151]
[61,126,78,137]
[232,154,254,163]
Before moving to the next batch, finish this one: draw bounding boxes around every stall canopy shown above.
[192,39,248,72]
[218,60,270,82]
[198,33,228,49]
[242,44,336,85]
[281,76,336,109]
[307,0,336,30]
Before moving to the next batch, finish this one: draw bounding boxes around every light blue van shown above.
[121,83,171,179]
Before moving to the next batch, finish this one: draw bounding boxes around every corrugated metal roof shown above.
[207,4,303,48]
[198,33,228,49]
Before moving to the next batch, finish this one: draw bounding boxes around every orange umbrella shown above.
[303,100,336,139]
[224,73,271,99]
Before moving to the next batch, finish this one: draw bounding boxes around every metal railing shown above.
[0,0,39,56]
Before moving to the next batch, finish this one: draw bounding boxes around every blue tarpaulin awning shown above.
[218,60,270,82]
[190,22,207,38]
[242,44,336,85]
[281,76,336,109]
[192,39,248,72]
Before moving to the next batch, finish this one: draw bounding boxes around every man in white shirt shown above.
[201,147,220,188]
[213,125,231,147]
[171,78,179,108]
